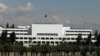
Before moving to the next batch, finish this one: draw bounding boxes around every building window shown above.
[67,38,70,40]
[51,41,54,44]
[55,42,58,44]
[33,38,36,39]
[37,41,41,44]
[46,41,50,44]
[20,37,23,39]
[37,33,58,36]
[20,41,23,43]
[24,41,28,43]
[50,38,53,40]
[42,41,45,44]
[59,38,62,40]
[16,37,19,39]
[29,37,32,40]
[60,42,63,44]
[84,38,87,40]
[92,38,95,40]
[71,38,75,40]
[24,37,27,39]
[46,38,49,40]
[33,41,36,43]
[41,38,45,40]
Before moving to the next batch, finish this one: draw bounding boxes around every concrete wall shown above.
[32,24,63,36]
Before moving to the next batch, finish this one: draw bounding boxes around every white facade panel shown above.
[32,24,63,36]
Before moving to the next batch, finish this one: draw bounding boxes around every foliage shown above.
[9,32,16,43]
[85,33,92,45]
[1,30,7,44]
[11,24,15,28]
[6,23,9,28]
[80,45,89,56]
[96,47,100,56]
[76,34,82,45]
[95,33,100,46]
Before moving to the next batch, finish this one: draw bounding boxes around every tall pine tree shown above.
[76,34,82,45]
[11,24,15,28]
[6,23,9,28]
[9,32,16,44]
[1,30,7,44]
[85,33,92,45]
[95,33,100,46]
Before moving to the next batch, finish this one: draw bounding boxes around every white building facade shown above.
[0,24,96,47]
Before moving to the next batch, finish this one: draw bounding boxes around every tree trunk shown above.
[26,51,27,56]
[61,51,62,56]
[14,51,15,56]
[5,52,6,56]
[36,52,37,56]
[49,52,50,56]
[31,52,32,56]
[8,52,9,56]
[1,52,3,56]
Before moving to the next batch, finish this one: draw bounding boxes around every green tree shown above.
[85,33,92,45]
[6,23,9,28]
[11,24,15,28]
[94,30,98,38]
[1,30,7,44]
[96,47,100,56]
[3,43,12,56]
[95,33,100,46]
[31,45,41,56]
[0,45,4,56]
[12,45,20,56]
[80,46,87,56]
[76,34,82,45]
[44,44,52,56]
[9,32,16,44]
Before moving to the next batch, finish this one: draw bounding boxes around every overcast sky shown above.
[0,0,100,30]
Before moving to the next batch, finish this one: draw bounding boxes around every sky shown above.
[0,0,100,30]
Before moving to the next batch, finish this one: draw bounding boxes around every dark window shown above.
[42,41,45,44]
[55,42,58,44]
[67,38,70,40]
[59,38,62,40]
[51,41,54,43]
[84,38,87,40]
[33,38,36,39]
[46,41,50,44]
[71,38,74,40]
[38,41,41,44]
[20,41,23,43]
[16,37,19,39]
[92,38,95,40]
[20,37,23,39]
[41,38,45,40]
[37,33,58,36]
[33,41,36,43]
[24,37,27,39]
[60,42,63,44]
[29,37,32,40]
[50,38,53,40]
[46,38,49,40]
[24,41,28,43]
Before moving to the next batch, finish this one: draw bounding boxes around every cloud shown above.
[18,2,34,11]
[0,2,34,26]
[0,2,34,13]
[52,14,71,25]
[0,3,9,12]
[52,15,62,23]
[66,20,71,24]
